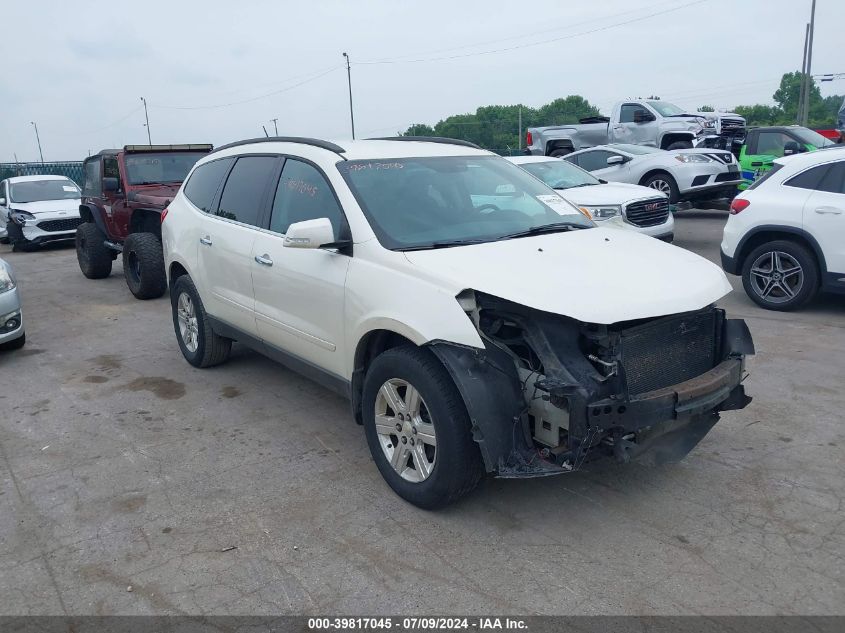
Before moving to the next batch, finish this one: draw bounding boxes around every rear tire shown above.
[362,346,484,509]
[741,240,819,311]
[642,172,680,204]
[549,148,571,158]
[76,223,113,278]
[666,140,694,150]
[123,233,166,299]
[171,275,231,368]
[0,332,25,351]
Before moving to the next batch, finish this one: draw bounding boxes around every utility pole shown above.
[30,121,44,163]
[270,118,279,136]
[518,106,523,152]
[798,23,810,124]
[342,52,355,139]
[801,0,817,127]
[140,96,152,145]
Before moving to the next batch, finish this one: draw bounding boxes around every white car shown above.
[564,143,743,204]
[721,146,845,311]
[0,175,82,251]
[507,155,673,241]
[162,136,753,509]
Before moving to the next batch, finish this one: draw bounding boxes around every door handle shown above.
[254,254,273,266]
[200,235,213,245]
[814,207,843,215]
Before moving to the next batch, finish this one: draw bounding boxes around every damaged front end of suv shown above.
[429,291,753,477]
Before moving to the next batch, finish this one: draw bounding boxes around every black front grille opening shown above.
[619,309,719,395]
[37,218,83,232]
[692,175,710,187]
[715,172,740,183]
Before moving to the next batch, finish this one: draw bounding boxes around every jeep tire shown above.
[76,222,113,278]
[123,233,166,299]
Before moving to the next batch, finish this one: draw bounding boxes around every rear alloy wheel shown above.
[170,275,231,368]
[362,346,484,509]
[741,240,818,311]
[122,233,166,299]
[642,172,680,204]
[76,222,113,278]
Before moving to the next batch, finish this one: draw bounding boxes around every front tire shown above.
[76,223,113,278]
[362,346,484,509]
[741,240,819,311]
[170,275,231,368]
[642,172,680,204]
[123,233,166,299]
[7,222,35,252]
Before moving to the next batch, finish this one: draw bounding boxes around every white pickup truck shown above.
[526,99,746,157]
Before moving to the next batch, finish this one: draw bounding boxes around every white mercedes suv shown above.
[162,136,753,508]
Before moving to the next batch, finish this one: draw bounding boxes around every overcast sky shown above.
[2,0,843,162]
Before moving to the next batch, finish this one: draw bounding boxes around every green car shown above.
[738,126,836,189]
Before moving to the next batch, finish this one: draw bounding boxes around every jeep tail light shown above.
[160,208,169,223]
[526,131,533,147]
[730,199,750,215]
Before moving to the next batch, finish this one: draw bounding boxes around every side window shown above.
[183,158,234,212]
[817,162,845,194]
[619,104,640,123]
[83,160,101,197]
[577,151,613,172]
[756,132,792,157]
[269,159,345,238]
[785,165,830,190]
[103,157,121,190]
[216,156,278,226]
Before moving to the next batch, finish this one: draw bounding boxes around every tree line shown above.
[400,72,843,152]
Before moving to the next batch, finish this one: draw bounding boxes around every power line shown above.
[50,105,144,137]
[357,0,709,65]
[152,66,342,111]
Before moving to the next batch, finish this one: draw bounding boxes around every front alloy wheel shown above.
[374,378,437,483]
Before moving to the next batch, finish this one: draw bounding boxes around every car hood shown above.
[128,185,180,207]
[403,227,731,324]
[556,182,665,206]
[9,199,81,215]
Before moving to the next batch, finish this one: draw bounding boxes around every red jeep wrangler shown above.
[76,144,212,299]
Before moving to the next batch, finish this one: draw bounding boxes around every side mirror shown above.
[0,197,5,206]
[284,217,336,249]
[606,155,626,166]
[782,141,801,156]
[633,110,655,124]
[102,177,120,193]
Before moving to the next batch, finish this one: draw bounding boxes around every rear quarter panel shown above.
[161,192,200,287]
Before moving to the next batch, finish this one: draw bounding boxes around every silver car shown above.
[564,143,742,204]
[0,257,24,350]
[0,175,82,251]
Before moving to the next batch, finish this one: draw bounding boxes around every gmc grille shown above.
[624,198,670,228]
[37,218,83,232]
[619,308,720,395]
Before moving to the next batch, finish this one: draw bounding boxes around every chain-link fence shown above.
[0,162,84,186]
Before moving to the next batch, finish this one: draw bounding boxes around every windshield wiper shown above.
[567,182,597,188]
[399,238,489,251]
[498,222,588,241]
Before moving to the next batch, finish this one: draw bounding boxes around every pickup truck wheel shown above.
[170,275,231,367]
[666,141,694,150]
[362,346,484,509]
[76,223,113,279]
[642,173,680,203]
[122,233,166,299]
[741,240,819,311]
[549,148,571,158]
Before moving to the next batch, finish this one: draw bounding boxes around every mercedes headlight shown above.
[0,265,15,294]
[674,154,712,163]
[579,205,621,220]
[10,210,36,226]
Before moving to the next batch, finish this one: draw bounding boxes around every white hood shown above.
[404,228,731,324]
[10,199,81,216]
[557,182,664,206]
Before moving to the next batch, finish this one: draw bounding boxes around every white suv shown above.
[163,136,753,508]
[721,147,845,311]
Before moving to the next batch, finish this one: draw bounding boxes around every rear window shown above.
[183,158,234,212]
[783,164,829,191]
[748,163,784,190]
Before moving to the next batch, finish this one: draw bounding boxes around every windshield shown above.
[338,155,593,250]
[607,144,664,155]
[518,159,599,189]
[647,101,686,117]
[124,152,207,185]
[9,179,80,203]
[791,128,835,148]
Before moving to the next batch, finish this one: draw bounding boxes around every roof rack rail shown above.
[369,136,483,150]
[210,136,346,156]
